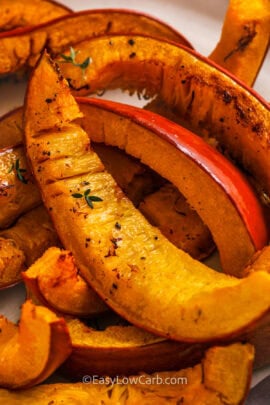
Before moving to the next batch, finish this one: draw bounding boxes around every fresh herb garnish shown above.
[72,188,103,209]
[8,159,28,184]
[59,46,91,80]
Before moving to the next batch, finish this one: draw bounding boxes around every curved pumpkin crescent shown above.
[209,0,270,86]
[56,34,270,200]
[24,53,270,343]
[0,9,192,75]
[0,0,72,32]
[77,95,268,276]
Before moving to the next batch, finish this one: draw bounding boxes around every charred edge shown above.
[66,78,90,92]
[224,22,257,62]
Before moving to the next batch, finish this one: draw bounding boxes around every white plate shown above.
[0,0,269,392]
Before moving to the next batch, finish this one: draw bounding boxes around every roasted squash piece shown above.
[23,244,270,370]
[0,144,41,228]
[23,247,108,317]
[0,300,72,389]
[0,107,24,148]
[0,205,59,266]
[0,9,192,75]
[79,97,267,275]
[95,144,215,260]
[0,109,214,261]
[139,183,215,260]
[62,318,205,378]
[209,0,270,86]
[24,53,270,342]
[57,34,270,199]
[0,205,59,289]
[0,237,25,289]
[0,0,72,32]
[0,343,254,404]
[93,143,165,207]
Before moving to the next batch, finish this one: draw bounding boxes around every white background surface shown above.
[0,0,270,391]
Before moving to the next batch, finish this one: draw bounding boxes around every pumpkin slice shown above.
[0,205,59,266]
[0,107,24,148]
[0,144,41,228]
[57,34,270,198]
[0,205,59,289]
[79,97,267,275]
[24,53,270,342]
[0,237,25,289]
[138,183,215,260]
[0,0,72,32]
[0,300,72,389]
[23,246,108,318]
[0,108,214,260]
[24,245,270,371]
[209,0,270,86]
[62,317,206,379]
[0,343,254,404]
[0,9,192,75]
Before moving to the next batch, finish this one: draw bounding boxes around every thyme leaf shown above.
[59,46,92,80]
[8,159,28,184]
[72,193,83,198]
[71,188,103,209]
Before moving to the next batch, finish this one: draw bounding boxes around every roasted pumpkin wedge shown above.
[0,237,25,289]
[0,300,72,389]
[24,53,270,343]
[0,107,24,148]
[0,9,192,76]
[0,144,41,228]
[23,247,108,318]
[0,205,59,267]
[79,97,267,275]
[0,0,72,32]
[209,0,270,86]
[62,318,205,379]
[24,246,270,371]
[57,34,270,198]
[139,183,215,260]
[0,107,214,260]
[0,205,59,289]
[0,343,254,404]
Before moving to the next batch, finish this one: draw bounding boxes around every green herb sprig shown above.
[8,159,28,184]
[72,188,103,209]
[59,47,91,80]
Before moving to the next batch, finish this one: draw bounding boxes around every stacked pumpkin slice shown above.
[0,0,270,403]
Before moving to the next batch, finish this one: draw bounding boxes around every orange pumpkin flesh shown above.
[23,53,270,343]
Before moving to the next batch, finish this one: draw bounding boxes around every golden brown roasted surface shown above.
[0,0,72,31]
[0,300,72,389]
[23,53,270,343]
[23,246,108,317]
[0,108,24,148]
[139,183,215,260]
[0,205,60,288]
[93,143,165,207]
[79,98,267,276]
[0,144,41,228]
[0,108,214,260]
[0,205,59,266]
[0,237,25,289]
[209,0,270,86]
[0,9,191,75]
[57,34,270,199]
[62,318,204,379]
[0,343,254,404]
